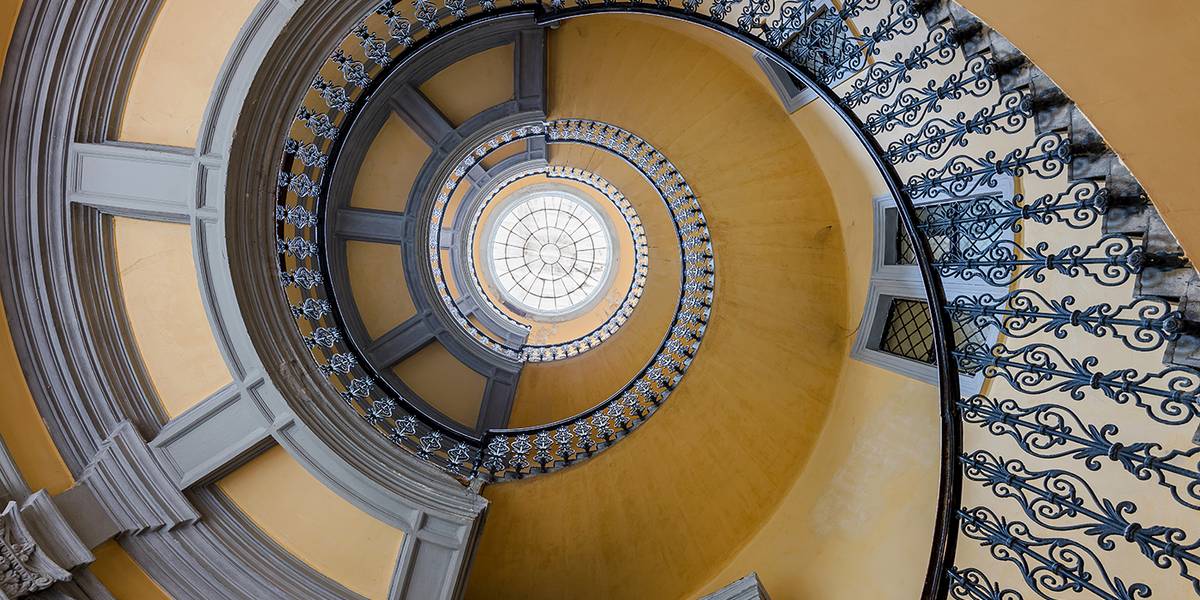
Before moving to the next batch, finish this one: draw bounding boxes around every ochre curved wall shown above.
[120,0,260,147]
[690,98,939,600]
[465,16,848,600]
[216,446,406,598]
[113,217,232,418]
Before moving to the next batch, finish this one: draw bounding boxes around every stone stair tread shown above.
[1102,164,1150,235]
[1134,264,1194,300]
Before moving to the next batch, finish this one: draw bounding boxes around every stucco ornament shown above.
[0,501,70,598]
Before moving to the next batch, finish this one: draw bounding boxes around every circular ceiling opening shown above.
[483,185,615,319]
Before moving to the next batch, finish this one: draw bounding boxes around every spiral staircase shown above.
[1,1,1199,599]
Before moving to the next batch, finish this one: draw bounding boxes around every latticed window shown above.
[782,5,861,85]
[881,298,935,363]
[895,195,1008,266]
[855,192,1006,395]
[755,0,860,113]
[879,297,988,372]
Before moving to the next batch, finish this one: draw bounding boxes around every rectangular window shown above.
[783,5,861,85]
[753,0,863,113]
[856,186,1012,394]
[891,194,1009,267]
[876,295,989,374]
[880,298,935,363]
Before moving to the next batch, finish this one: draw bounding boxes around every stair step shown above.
[1029,68,1071,133]
[946,3,990,57]
[1102,163,1150,235]
[914,0,949,28]
[1164,279,1200,369]
[1067,106,1114,180]
[1134,212,1193,300]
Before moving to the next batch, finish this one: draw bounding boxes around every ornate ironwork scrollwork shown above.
[948,289,1184,351]
[954,342,1200,426]
[946,566,1025,600]
[959,396,1200,511]
[958,505,1152,600]
[843,24,960,108]
[884,91,1031,164]
[864,52,993,133]
[962,450,1200,594]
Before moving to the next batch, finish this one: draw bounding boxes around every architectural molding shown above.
[320,19,548,439]
[149,381,273,490]
[17,492,93,574]
[700,572,772,600]
[334,208,410,244]
[71,207,167,440]
[0,436,31,504]
[754,52,817,113]
[67,143,197,221]
[2,0,486,597]
[63,422,199,540]
[1,501,70,599]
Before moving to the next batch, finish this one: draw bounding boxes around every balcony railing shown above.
[274,1,1200,597]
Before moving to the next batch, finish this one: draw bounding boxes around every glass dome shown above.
[484,187,615,317]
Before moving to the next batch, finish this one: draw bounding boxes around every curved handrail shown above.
[532,7,964,594]
[275,2,959,593]
[274,2,1200,599]
[429,136,651,363]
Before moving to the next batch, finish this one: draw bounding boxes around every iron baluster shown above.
[884,91,1032,164]
[946,566,1025,600]
[915,181,1108,236]
[905,132,1070,200]
[947,289,1186,352]
[932,235,1147,288]
[954,341,1200,426]
[863,53,994,133]
[842,24,960,108]
[958,396,1200,511]
[957,505,1152,600]
[962,450,1200,593]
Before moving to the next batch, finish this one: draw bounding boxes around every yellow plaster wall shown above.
[216,445,406,599]
[346,240,417,338]
[90,540,171,600]
[691,99,939,600]
[956,1,1200,260]
[0,0,19,61]
[2,6,172,597]
[393,340,488,429]
[119,0,260,147]
[351,115,428,213]
[419,43,514,127]
[113,218,232,418]
[465,16,849,600]
[0,268,73,495]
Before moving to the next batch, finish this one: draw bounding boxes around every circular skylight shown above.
[486,188,614,317]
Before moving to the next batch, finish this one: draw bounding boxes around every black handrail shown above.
[277,4,961,596]
[532,8,963,597]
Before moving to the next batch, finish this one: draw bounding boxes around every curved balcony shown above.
[1,1,1198,599]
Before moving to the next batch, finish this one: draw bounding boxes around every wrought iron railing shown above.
[431,133,652,364]
[274,0,1200,597]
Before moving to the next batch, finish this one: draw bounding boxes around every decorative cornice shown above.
[1,500,71,599]
[71,423,199,537]
[1,0,484,597]
[225,0,491,520]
